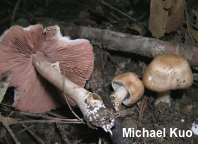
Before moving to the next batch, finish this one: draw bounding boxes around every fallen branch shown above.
[64,25,198,66]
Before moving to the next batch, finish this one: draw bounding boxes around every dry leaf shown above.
[149,0,168,39]
[149,0,184,38]
[0,70,13,103]
[165,0,178,9]
[165,0,184,33]
[0,114,17,126]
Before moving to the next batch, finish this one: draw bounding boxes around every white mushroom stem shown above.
[31,53,114,135]
[154,90,171,107]
[110,86,128,112]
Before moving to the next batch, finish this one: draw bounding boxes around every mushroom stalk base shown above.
[32,53,114,134]
[109,86,128,112]
[154,90,171,107]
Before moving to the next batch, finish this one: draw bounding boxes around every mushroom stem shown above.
[31,53,114,134]
[154,90,171,107]
[110,86,128,112]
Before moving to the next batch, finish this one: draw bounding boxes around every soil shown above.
[0,0,198,144]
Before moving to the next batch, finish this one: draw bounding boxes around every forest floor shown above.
[0,0,198,144]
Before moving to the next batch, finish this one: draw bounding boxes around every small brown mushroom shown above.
[110,72,144,111]
[0,24,94,113]
[142,54,193,106]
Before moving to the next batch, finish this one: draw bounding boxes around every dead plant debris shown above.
[0,0,198,144]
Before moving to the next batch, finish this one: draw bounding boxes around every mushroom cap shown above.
[142,54,193,92]
[0,24,94,113]
[112,72,144,106]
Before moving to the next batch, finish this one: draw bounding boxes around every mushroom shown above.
[142,54,193,106]
[32,52,114,134]
[109,72,144,112]
[0,24,94,113]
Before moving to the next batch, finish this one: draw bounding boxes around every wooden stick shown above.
[64,25,198,66]
[0,114,21,144]
[21,124,45,144]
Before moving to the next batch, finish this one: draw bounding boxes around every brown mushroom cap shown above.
[142,54,193,92]
[112,72,144,106]
[0,24,94,113]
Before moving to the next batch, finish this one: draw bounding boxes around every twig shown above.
[5,0,13,6]
[137,9,149,22]
[0,109,82,124]
[48,111,77,143]
[101,0,136,22]
[63,71,85,124]
[47,109,72,143]
[73,135,90,144]
[19,9,37,21]
[10,0,22,26]
[16,125,34,134]
[160,137,163,144]
[109,12,120,21]
[48,110,78,143]
[64,25,198,66]
[12,119,82,124]
[21,124,45,144]
[139,95,148,122]
[47,111,65,119]
[0,114,21,144]
[45,0,48,8]
[114,107,136,118]
[184,0,196,43]
[56,123,71,144]
[18,111,82,122]
[4,134,10,144]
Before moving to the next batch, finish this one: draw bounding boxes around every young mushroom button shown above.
[142,54,193,107]
[110,72,144,112]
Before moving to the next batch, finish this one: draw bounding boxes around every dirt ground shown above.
[0,0,198,144]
